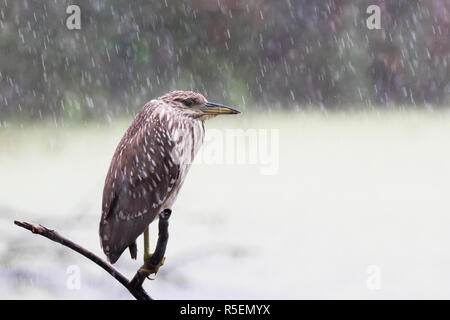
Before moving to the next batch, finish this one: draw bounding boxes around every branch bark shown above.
[13,209,172,300]
[130,209,171,287]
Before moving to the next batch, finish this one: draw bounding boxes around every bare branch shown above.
[130,209,171,287]
[13,210,172,300]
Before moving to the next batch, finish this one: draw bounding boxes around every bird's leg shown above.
[143,227,151,260]
[139,226,165,279]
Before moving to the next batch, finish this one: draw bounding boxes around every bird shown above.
[99,90,240,275]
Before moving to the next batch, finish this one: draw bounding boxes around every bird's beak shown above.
[199,102,241,115]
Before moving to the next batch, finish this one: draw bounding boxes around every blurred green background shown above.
[0,0,448,122]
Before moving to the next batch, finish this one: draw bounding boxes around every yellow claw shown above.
[140,254,166,279]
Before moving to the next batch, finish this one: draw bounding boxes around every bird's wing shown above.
[99,104,180,263]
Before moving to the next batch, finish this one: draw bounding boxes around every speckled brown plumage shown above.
[99,91,239,264]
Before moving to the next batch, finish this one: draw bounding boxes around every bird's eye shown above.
[182,99,194,107]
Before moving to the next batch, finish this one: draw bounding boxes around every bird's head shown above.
[158,90,240,120]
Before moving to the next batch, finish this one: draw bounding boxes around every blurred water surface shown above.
[1,110,450,299]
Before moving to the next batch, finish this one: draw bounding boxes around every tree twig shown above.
[13,209,172,300]
[130,209,171,287]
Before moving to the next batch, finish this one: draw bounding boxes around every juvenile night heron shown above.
[99,91,240,275]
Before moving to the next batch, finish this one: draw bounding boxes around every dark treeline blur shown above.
[0,0,448,121]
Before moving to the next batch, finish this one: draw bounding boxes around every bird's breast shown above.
[160,113,205,209]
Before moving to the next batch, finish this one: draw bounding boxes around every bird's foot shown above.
[140,253,165,280]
